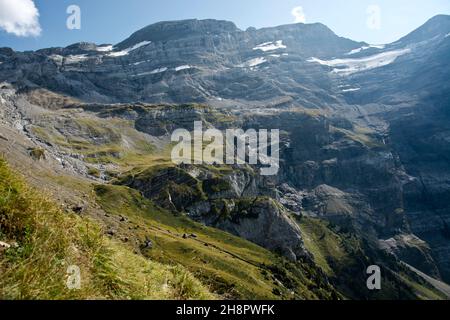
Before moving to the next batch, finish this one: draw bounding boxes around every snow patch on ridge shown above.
[150,67,168,74]
[131,67,168,77]
[108,41,152,57]
[308,48,411,76]
[175,65,192,71]
[132,60,151,66]
[346,44,386,55]
[96,45,113,52]
[238,57,267,68]
[253,40,286,52]
[342,88,360,92]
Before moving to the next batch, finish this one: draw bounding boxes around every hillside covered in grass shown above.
[0,157,213,300]
[93,183,340,300]
[0,156,343,300]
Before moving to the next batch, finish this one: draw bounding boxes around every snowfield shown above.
[308,48,411,76]
[342,88,361,92]
[175,65,192,71]
[96,45,113,52]
[150,67,168,74]
[108,41,152,57]
[346,44,386,55]
[238,57,267,68]
[253,40,286,52]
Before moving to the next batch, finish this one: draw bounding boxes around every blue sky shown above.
[1,0,450,51]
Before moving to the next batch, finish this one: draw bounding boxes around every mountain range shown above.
[1,15,450,300]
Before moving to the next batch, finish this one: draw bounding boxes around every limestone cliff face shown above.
[0,19,360,105]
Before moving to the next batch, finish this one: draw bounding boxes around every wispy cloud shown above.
[0,0,41,37]
[291,6,306,24]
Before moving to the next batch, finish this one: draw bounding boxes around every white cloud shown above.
[0,0,41,37]
[291,6,306,24]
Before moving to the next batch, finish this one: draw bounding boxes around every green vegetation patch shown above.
[297,216,445,300]
[94,184,339,300]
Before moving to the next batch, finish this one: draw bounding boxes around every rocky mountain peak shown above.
[397,14,450,44]
[116,18,240,49]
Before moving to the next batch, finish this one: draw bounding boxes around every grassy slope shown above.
[0,156,338,300]
[94,184,339,300]
[0,158,213,300]
[19,109,340,300]
[297,217,445,300]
